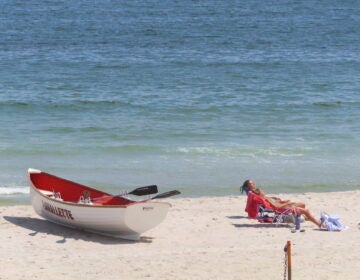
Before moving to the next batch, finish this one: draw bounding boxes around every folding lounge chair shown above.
[245,191,296,225]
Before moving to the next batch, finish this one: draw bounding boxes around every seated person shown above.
[242,179,321,228]
[242,179,305,208]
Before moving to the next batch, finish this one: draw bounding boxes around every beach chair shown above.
[245,191,296,225]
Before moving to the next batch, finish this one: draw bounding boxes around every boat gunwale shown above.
[29,178,171,209]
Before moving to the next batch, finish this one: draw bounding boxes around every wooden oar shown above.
[92,185,158,201]
[151,190,181,199]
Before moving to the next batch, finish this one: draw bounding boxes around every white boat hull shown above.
[30,184,171,240]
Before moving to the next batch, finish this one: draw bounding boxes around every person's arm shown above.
[266,198,295,209]
[269,196,290,204]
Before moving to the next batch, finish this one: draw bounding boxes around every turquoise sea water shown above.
[1,0,359,204]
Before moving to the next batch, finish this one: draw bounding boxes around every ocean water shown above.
[1,0,360,204]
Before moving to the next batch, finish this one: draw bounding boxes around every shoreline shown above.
[1,190,359,279]
[1,188,359,206]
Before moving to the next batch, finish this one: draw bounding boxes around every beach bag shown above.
[320,212,348,231]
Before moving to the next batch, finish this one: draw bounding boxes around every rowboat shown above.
[28,168,179,240]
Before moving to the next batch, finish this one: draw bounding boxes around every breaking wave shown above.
[0,187,29,195]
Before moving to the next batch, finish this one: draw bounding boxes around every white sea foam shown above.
[0,187,29,195]
[175,146,310,157]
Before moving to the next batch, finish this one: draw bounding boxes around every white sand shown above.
[1,190,359,280]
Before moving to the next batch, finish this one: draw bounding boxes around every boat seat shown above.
[39,189,63,201]
[39,190,54,196]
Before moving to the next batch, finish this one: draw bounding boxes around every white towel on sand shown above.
[321,212,349,231]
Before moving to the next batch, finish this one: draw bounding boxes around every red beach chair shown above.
[245,191,296,224]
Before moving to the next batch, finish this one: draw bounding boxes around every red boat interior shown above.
[29,171,132,206]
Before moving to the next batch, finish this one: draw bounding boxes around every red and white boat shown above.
[28,168,178,240]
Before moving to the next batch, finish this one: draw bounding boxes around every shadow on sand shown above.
[227,214,293,229]
[3,216,153,244]
[232,222,291,229]
[226,215,248,220]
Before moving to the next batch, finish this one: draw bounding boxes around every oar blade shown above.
[152,190,181,199]
[129,185,158,196]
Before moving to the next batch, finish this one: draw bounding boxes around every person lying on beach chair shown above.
[242,180,322,228]
[241,179,305,208]
[245,190,295,223]
[255,189,321,227]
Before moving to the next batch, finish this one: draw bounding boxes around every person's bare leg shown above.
[297,208,320,227]
[294,202,306,208]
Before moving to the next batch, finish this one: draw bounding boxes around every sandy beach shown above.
[1,190,359,280]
